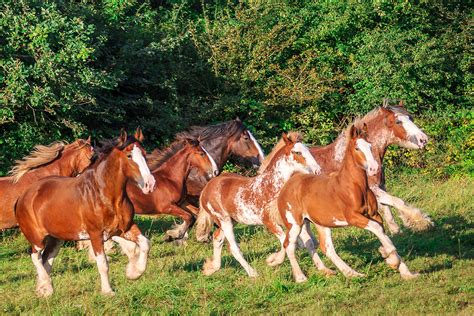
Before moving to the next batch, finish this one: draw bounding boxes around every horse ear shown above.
[282,132,292,145]
[382,98,389,108]
[118,129,127,146]
[362,123,369,136]
[86,136,91,144]
[350,125,358,138]
[235,116,242,123]
[399,100,405,107]
[134,127,144,142]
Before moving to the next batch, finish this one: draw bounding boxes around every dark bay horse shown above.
[278,124,419,282]
[0,138,94,230]
[199,132,321,277]
[129,138,218,240]
[175,118,265,217]
[310,100,432,234]
[15,130,155,297]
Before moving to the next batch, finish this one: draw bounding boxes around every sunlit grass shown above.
[0,174,472,314]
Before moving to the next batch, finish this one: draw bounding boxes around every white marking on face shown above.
[292,143,321,174]
[201,146,219,177]
[78,231,90,240]
[131,145,155,193]
[396,114,428,149]
[247,130,265,163]
[356,139,378,176]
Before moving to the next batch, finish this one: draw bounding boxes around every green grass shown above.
[1,174,473,314]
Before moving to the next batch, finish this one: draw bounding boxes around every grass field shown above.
[1,174,473,314]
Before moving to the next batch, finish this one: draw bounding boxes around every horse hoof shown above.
[248,270,259,278]
[172,239,188,247]
[102,290,116,296]
[126,265,144,280]
[346,271,365,278]
[295,275,308,283]
[202,258,219,276]
[401,272,420,280]
[36,284,53,298]
[321,268,337,276]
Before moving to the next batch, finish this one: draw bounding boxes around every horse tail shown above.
[195,199,213,243]
[268,199,284,226]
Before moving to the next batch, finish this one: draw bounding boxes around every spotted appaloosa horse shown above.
[198,132,321,277]
[277,124,419,282]
[0,138,93,230]
[310,100,432,234]
[175,119,265,220]
[15,129,155,297]
[128,138,218,241]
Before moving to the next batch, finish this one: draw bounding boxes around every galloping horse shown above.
[198,132,321,277]
[129,138,218,241]
[0,138,94,230]
[175,119,265,221]
[277,124,419,282]
[15,130,155,297]
[310,100,432,234]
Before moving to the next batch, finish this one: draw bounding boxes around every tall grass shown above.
[0,174,472,314]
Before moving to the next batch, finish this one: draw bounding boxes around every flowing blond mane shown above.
[9,141,66,183]
[257,131,302,174]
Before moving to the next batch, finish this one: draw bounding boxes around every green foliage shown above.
[0,0,472,176]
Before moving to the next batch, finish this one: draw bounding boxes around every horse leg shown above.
[299,221,335,275]
[262,216,286,267]
[315,224,365,278]
[89,235,114,295]
[203,227,225,276]
[374,187,433,232]
[362,219,419,280]
[30,245,54,297]
[114,224,151,280]
[164,205,195,241]
[41,237,63,275]
[378,203,401,235]
[220,220,258,278]
[180,199,200,216]
[284,221,307,283]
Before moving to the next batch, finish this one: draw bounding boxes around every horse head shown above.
[381,100,428,149]
[116,128,155,194]
[349,123,378,176]
[228,118,265,167]
[185,137,218,180]
[278,131,321,175]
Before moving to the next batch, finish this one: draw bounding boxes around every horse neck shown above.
[154,147,191,186]
[255,155,297,194]
[339,147,369,192]
[362,115,392,163]
[19,154,75,183]
[200,137,229,169]
[93,152,128,203]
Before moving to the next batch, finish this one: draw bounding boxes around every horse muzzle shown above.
[139,174,156,194]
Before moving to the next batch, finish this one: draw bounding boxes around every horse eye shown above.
[200,152,205,156]
[243,135,249,140]
[396,120,402,125]
[355,148,360,151]
[293,151,302,155]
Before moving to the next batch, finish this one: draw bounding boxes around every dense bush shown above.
[1,0,472,176]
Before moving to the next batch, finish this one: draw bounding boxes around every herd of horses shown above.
[0,100,433,297]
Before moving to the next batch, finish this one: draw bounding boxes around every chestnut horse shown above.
[15,130,155,297]
[278,124,419,282]
[199,132,321,277]
[0,138,93,230]
[174,119,265,220]
[310,100,432,234]
[129,138,218,241]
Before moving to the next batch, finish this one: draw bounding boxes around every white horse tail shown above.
[195,200,213,243]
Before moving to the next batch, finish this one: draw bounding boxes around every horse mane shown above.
[9,141,66,183]
[175,120,245,142]
[146,140,187,171]
[258,131,302,174]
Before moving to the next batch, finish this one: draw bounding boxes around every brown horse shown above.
[15,129,155,297]
[199,132,321,277]
[310,100,432,234]
[0,138,94,230]
[277,124,418,282]
[128,138,218,240]
[174,119,265,223]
